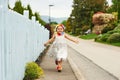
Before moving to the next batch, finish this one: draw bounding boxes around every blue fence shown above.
[0,1,49,80]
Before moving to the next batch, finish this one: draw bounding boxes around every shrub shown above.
[114,24,120,30]
[107,30,120,34]
[107,30,115,34]
[101,25,115,34]
[92,13,115,25]
[100,34,111,42]
[94,34,102,42]
[107,33,120,43]
[23,62,44,80]
[75,28,82,35]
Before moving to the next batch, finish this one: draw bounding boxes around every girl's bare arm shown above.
[65,33,79,43]
[44,34,55,46]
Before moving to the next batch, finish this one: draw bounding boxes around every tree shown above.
[34,12,46,25]
[61,20,67,26]
[8,4,12,10]
[66,18,72,32]
[112,0,120,20]
[27,5,33,19]
[117,0,120,20]
[107,0,120,21]
[69,0,108,35]
[13,0,25,15]
[50,22,58,24]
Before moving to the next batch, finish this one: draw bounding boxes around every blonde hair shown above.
[55,24,65,31]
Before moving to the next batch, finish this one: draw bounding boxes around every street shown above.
[67,38,120,80]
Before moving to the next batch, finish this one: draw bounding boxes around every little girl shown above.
[44,24,78,72]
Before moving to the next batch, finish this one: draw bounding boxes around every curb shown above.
[68,56,85,80]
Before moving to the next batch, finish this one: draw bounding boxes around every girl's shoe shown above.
[57,66,62,72]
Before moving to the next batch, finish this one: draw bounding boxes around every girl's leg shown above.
[57,58,62,72]
[59,59,62,68]
[55,59,58,65]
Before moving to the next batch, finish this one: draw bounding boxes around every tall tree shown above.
[13,0,25,14]
[66,18,72,32]
[34,12,46,25]
[112,0,120,20]
[117,0,120,20]
[27,5,33,19]
[69,0,107,34]
[107,0,120,21]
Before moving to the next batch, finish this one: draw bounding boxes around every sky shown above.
[9,0,73,18]
[9,0,112,18]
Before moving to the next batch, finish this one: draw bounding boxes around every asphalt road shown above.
[68,46,118,80]
[67,37,120,80]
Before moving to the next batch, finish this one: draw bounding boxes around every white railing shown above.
[0,5,49,80]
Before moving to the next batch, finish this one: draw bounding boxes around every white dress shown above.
[47,33,67,61]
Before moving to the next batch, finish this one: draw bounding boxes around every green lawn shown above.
[108,42,120,47]
[79,33,120,47]
[80,33,97,39]
[96,41,120,47]
[69,33,120,47]
[103,42,120,47]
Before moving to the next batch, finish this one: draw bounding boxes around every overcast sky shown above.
[9,0,112,18]
[9,0,73,18]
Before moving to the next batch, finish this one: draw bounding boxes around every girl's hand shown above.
[74,40,79,44]
[44,43,48,47]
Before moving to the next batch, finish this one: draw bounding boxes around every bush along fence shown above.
[0,0,49,80]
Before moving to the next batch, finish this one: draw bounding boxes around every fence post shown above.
[0,0,8,80]
[23,10,29,18]
[32,16,36,22]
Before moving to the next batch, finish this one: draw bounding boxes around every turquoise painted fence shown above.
[0,1,49,80]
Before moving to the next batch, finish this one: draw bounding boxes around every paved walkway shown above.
[37,54,77,80]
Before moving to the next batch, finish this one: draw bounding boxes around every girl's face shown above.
[56,26,64,33]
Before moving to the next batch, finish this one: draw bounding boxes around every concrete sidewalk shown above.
[37,54,77,80]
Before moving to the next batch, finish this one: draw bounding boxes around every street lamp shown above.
[71,16,75,34]
[49,4,54,24]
